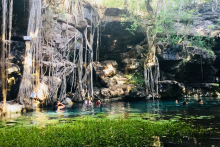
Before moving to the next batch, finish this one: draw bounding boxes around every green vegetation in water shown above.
[0,114,216,147]
[124,73,145,88]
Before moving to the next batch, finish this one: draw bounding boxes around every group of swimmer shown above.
[53,99,102,111]
[175,99,203,105]
[53,99,204,110]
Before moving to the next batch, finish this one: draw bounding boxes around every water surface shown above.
[1,97,220,126]
[1,97,220,146]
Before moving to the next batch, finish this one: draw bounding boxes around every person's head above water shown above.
[175,100,179,104]
[198,99,203,104]
[182,101,188,105]
[96,99,101,105]
[53,101,65,110]
[54,101,59,106]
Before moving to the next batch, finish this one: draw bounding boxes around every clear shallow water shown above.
[1,97,220,126]
[1,97,220,146]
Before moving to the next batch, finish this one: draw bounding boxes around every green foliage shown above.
[207,25,215,30]
[101,0,124,8]
[120,14,141,35]
[99,0,147,13]
[189,36,216,51]
[156,6,194,36]
[60,9,65,18]
[218,15,220,24]
[0,116,215,147]
[101,0,217,55]
[125,22,138,35]
[164,35,184,44]
[124,73,145,88]
[160,34,215,54]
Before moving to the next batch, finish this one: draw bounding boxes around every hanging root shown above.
[144,56,160,99]
[17,0,42,107]
[17,0,101,107]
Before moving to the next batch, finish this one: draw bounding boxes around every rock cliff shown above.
[1,1,220,103]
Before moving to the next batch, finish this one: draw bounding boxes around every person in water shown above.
[175,100,179,104]
[84,100,91,106]
[198,99,203,104]
[182,101,188,105]
[96,99,101,105]
[53,101,65,111]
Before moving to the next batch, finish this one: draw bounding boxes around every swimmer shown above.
[198,99,203,104]
[175,100,179,104]
[182,101,188,105]
[84,100,91,106]
[96,99,101,105]
[53,101,65,111]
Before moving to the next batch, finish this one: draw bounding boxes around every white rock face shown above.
[61,97,73,107]
[0,101,24,114]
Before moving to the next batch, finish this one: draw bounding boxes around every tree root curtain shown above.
[15,0,101,108]
[1,0,161,109]
[144,0,161,99]
[0,0,13,113]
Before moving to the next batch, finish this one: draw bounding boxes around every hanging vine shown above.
[144,0,162,99]
[0,0,13,113]
[16,0,101,108]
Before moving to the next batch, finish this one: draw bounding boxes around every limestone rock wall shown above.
[2,1,220,102]
[96,3,220,99]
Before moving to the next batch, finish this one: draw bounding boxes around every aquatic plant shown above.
[0,116,216,147]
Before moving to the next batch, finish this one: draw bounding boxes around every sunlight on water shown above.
[1,97,220,128]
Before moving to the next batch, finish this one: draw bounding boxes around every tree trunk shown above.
[145,0,154,14]
[124,0,129,10]
[163,0,167,11]
[1,0,7,113]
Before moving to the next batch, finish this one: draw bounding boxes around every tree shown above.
[145,0,154,14]
[1,0,13,114]
[144,0,162,98]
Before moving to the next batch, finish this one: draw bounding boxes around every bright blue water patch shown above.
[1,97,220,146]
[1,97,220,128]
[20,97,220,118]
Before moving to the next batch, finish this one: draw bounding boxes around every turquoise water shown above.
[1,97,220,146]
[1,97,220,126]
[47,97,220,119]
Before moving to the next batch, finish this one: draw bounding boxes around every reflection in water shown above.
[81,100,94,115]
[1,97,220,146]
[1,97,220,127]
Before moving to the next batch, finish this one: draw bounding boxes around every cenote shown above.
[1,97,220,146]
[2,0,220,146]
